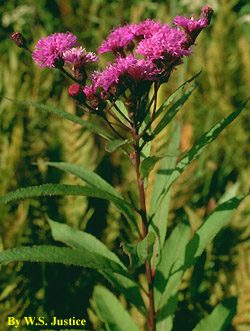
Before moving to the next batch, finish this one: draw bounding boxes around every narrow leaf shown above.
[155,101,248,212]
[48,219,145,312]
[48,219,125,269]
[2,97,114,140]
[105,139,131,153]
[154,222,191,308]
[0,246,121,272]
[122,232,156,269]
[157,194,247,319]
[154,85,195,135]
[149,123,181,268]
[46,162,121,198]
[140,156,161,178]
[0,184,135,222]
[0,244,146,313]
[185,195,246,267]
[154,71,201,121]
[93,286,140,331]
[192,299,237,331]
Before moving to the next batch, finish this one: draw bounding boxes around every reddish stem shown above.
[131,122,156,331]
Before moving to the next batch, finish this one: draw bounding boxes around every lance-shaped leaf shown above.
[192,298,237,331]
[48,219,125,268]
[140,156,161,179]
[46,162,121,199]
[48,219,145,312]
[0,184,135,223]
[0,243,145,313]
[156,194,247,322]
[2,97,114,140]
[122,232,156,269]
[149,124,181,268]
[154,222,191,307]
[105,139,131,153]
[154,101,248,213]
[93,286,140,331]
[0,246,122,272]
[154,85,195,136]
[154,71,201,121]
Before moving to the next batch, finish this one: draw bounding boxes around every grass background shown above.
[0,0,249,330]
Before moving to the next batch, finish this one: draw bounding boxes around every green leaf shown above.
[105,139,131,153]
[154,85,195,135]
[185,196,246,266]
[112,100,130,126]
[156,194,247,320]
[2,97,114,140]
[0,184,135,223]
[48,219,125,269]
[0,245,121,272]
[0,243,146,313]
[154,101,248,213]
[122,232,156,269]
[93,286,140,331]
[48,219,145,312]
[46,162,121,199]
[154,71,201,121]
[192,299,237,331]
[149,123,181,268]
[140,156,161,178]
[154,222,191,308]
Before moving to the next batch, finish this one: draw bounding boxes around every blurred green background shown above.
[0,0,249,330]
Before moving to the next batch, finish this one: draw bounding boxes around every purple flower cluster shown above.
[30,6,213,111]
[90,55,160,94]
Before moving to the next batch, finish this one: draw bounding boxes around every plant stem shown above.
[60,67,80,83]
[131,124,156,331]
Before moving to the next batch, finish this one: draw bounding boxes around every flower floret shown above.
[32,32,78,68]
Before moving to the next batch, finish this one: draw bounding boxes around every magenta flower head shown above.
[132,19,163,38]
[32,32,78,68]
[174,6,213,41]
[63,47,98,67]
[115,55,160,81]
[92,65,120,93]
[98,25,134,55]
[173,16,208,33]
[136,25,190,60]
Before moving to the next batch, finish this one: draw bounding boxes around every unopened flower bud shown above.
[68,84,86,103]
[201,6,214,25]
[11,32,27,48]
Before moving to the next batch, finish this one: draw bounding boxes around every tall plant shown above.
[1,6,249,330]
